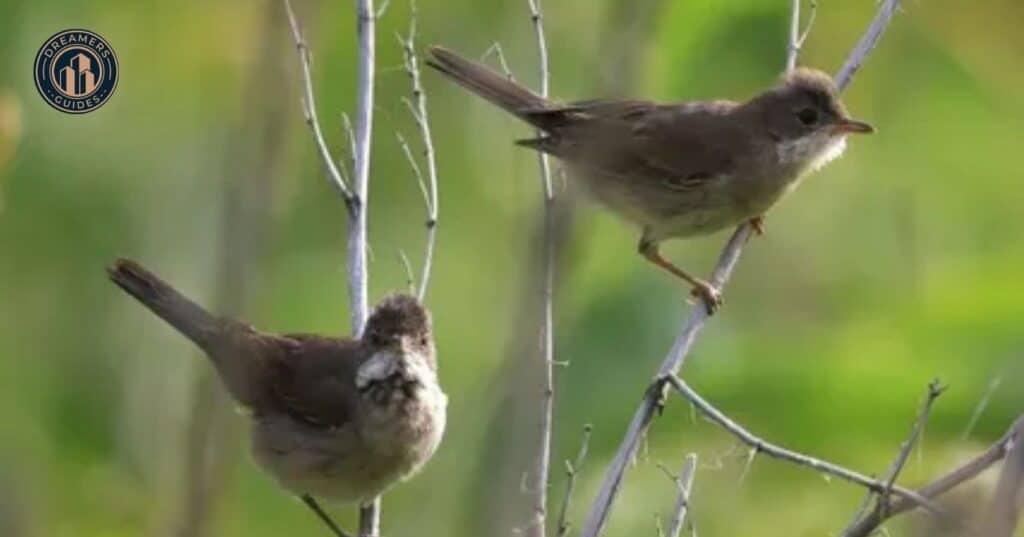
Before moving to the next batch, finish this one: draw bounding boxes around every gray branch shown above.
[398,0,440,301]
[664,375,952,521]
[843,415,1024,537]
[578,2,903,534]
[666,454,698,537]
[983,418,1024,537]
[352,0,378,530]
[556,425,594,537]
[283,0,354,203]
[525,1,557,536]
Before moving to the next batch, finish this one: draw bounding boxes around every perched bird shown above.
[107,258,447,536]
[426,46,874,312]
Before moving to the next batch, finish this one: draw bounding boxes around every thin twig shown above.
[882,381,946,493]
[962,376,1002,440]
[664,375,951,521]
[396,133,431,215]
[786,0,818,71]
[284,0,354,204]
[480,42,515,80]
[398,0,440,300]
[844,415,1023,537]
[839,381,945,535]
[556,425,593,537]
[666,454,698,537]
[524,0,556,536]
[578,2,902,534]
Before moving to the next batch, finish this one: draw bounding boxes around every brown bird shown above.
[426,46,874,313]
[107,258,447,537]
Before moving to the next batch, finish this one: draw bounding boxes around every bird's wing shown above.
[259,334,366,429]
[519,99,744,188]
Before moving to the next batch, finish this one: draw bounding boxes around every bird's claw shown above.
[689,282,723,315]
[749,216,766,236]
[645,377,670,415]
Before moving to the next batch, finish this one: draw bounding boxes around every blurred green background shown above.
[0,0,1021,536]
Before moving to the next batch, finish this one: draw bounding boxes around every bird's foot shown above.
[749,216,766,236]
[689,281,723,315]
[645,376,671,415]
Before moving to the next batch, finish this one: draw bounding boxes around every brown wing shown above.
[518,99,746,188]
[258,333,367,429]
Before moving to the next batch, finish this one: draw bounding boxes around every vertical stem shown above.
[349,0,375,338]
[526,1,555,536]
[786,0,801,72]
[353,0,378,534]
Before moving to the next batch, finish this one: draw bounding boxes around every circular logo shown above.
[34,29,118,114]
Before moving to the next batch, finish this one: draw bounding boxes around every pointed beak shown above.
[833,118,875,135]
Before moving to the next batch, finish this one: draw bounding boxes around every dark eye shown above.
[368,331,384,345]
[419,336,429,347]
[796,108,819,126]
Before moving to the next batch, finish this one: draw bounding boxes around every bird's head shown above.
[747,67,874,171]
[363,293,434,361]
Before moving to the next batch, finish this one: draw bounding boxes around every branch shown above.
[283,0,354,204]
[525,1,556,536]
[842,415,1024,537]
[666,454,698,537]
[352,0,378,530]
[664,375,952,521]
[556,425,594,537]
[578,2,902,534]
[785,0,818,72]
[983,418,1024,537]
[397,0,440,301]
[835,0,900,90]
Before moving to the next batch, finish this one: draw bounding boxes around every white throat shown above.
[776,132,848,173]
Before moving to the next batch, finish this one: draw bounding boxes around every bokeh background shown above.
[0,0,1021,536]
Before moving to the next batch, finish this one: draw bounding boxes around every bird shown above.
[107,258,447,537]
[426,46,874,313]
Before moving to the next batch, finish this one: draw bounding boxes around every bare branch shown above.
[524,1,556,536]
[556,425,594,537]
[840,380,946,531]
[664,375,951,521]
[481,42,515,79]
[842,415,1024,537]
[881,380,946,492]
[666,454,698,537]
[351,0,378,532]
[347,0,375,340]
[835,0,901,90]
[398,0,440,300]
[396,133,431,219]
[983,419,1024,537]
[283,0,354,203]
[578,1,903,533]
[786,0,818,71]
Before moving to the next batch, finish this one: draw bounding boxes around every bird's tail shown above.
[426,45,550,122]
[107,258,220,352]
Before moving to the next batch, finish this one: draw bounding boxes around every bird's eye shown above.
[419,336,429,347]
[368,331,384,345]
[796,108,819,126]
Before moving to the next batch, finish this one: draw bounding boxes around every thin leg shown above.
[301,494,352,537]
[638,238,723,314]
[749,215,766,236]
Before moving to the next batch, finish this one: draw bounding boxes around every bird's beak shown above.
[833,118,875,134]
